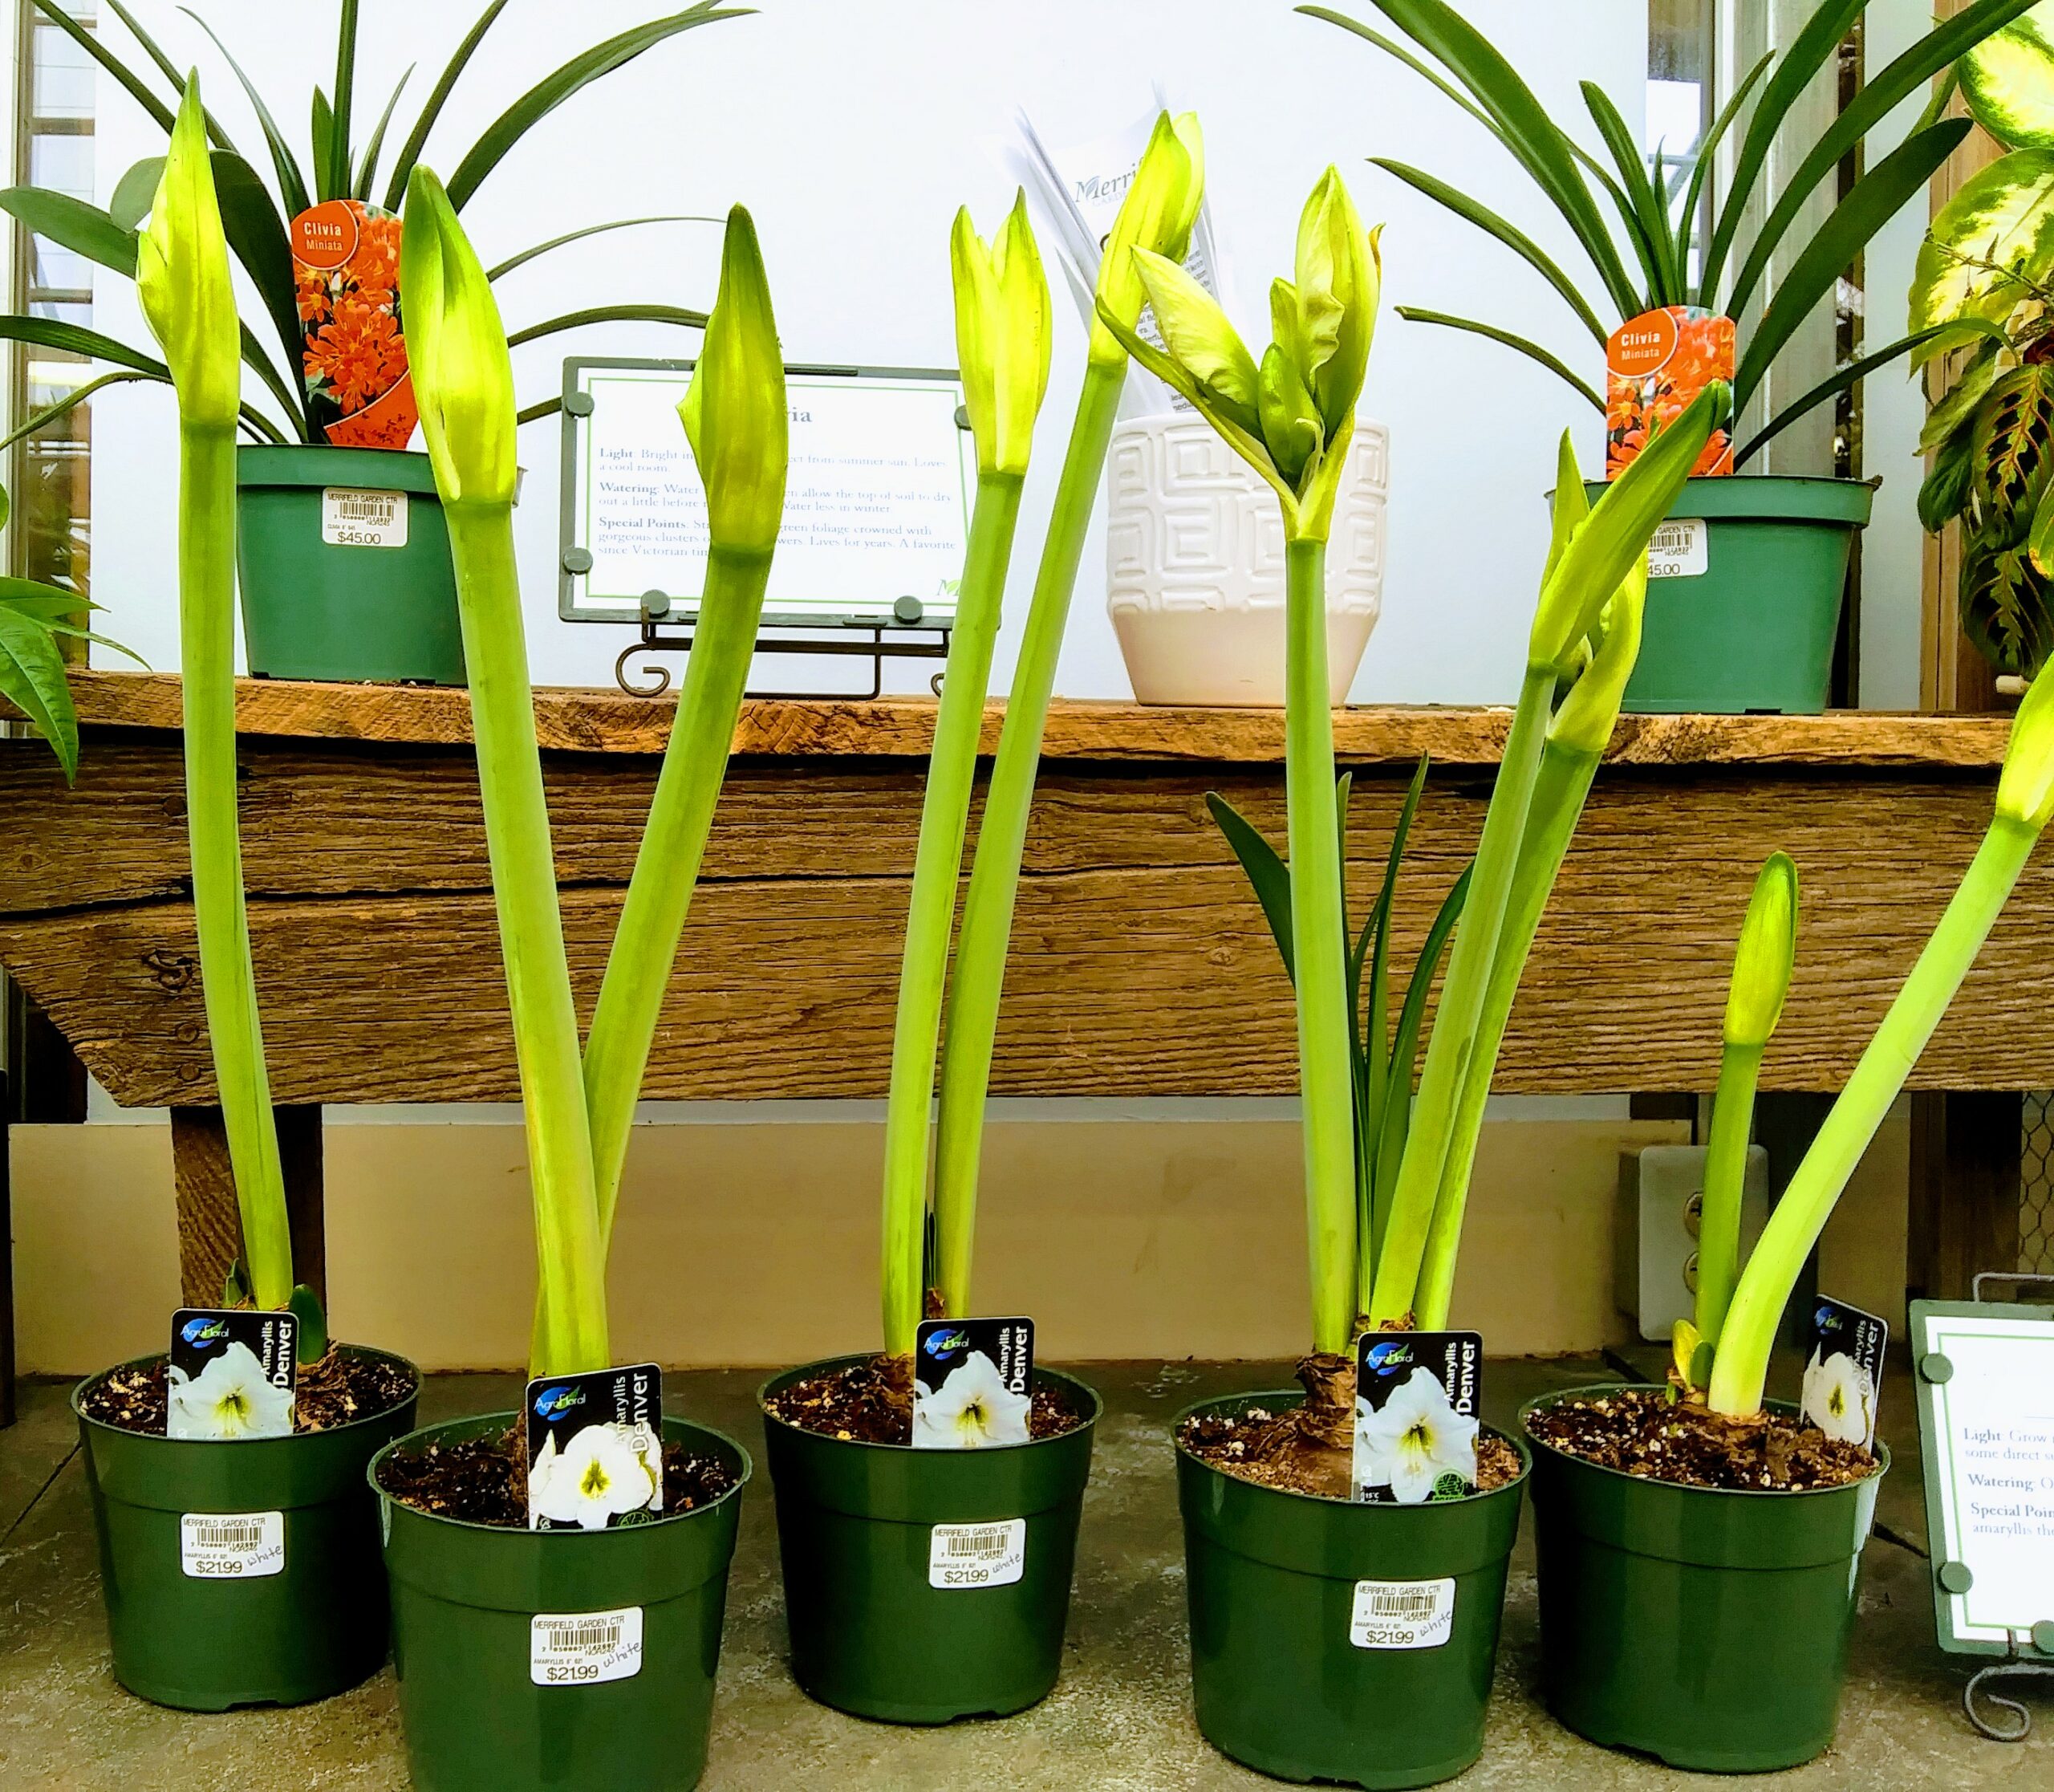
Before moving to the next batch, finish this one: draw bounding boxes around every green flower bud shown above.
[1723,852,1800,1050]
[136,77,239,433]
[1090,110,1205,369]
[1548,557,1646,757]
[1292,169,1380,440]
[952,191,1052,481]
[679,205,789,558]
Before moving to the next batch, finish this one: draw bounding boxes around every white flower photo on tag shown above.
[914,1318,1035,1449]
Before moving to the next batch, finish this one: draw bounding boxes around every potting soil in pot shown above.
[1179,1404,1524,1501]
[763,1354,1088,1444]
[1526,1388,1875,1490]
[79,1347,415,1434]
[375,1428,738,1526]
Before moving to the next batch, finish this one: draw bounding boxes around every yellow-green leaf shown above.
[1911,148,2054,335]
[1130,246,1261,434]
[1961,2,2054,151]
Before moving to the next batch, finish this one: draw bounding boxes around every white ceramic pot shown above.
[1105,411,1388,707]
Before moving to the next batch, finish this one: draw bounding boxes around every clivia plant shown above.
[753,127,1201,1732]
[1305,0,2040,719]
[67,79,421,1717]
[1912,4,2054,679]
[1113,155,1722,1790]
[1522,596,2054,1775]
[367,175,776,1790]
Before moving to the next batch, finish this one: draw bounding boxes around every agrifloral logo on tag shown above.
[291,198,417,449]
[166,1306,297,1440]
[1605,306,1734,481]
[1353,1331,1482,1504]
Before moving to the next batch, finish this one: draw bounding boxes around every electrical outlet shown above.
[1616,1144,1771,1342]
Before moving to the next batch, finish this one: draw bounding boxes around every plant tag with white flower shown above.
[524,1363,664,1532]
[1349,1576,1455,1650]
[530,1607,643,1686]
[1801,1296,1887,1451]
[914,1317,1034,1449]
[928,1519,1027,1588]
[180,1510,284,1579]
[1353,1331,1483,1505]
[167,1307,297,1441]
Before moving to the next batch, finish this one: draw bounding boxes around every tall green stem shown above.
[1285,535,1358,1353]
[1414,738,1597,1329]
[883,473,1025,1350]
[1693,1040,1763,1347]
[446,502,610,1378]
[931,360,1124,1237]
[1707,815,2039,1416]
[1370,663,1555,1324]
[583,542,772,1244]
[181,422,292,1309]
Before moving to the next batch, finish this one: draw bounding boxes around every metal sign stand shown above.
[611,594,950,701]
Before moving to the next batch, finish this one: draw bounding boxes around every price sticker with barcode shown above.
[530,1606,643,1686]
[320,486,409,549]
[180,1510,285,1579]
[1646,517,1707,579]
[1349,1576,1455,1650]
[928,1518,1026,1589]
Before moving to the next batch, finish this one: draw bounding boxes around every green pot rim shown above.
[1569,471,1876,526]
[757,1353,1104,1455]
[368,1408,753,1537]
[71,1344,422,1447]
[1519,1383,1890,1497]
[237,442,441,495]
[1171,1386,1532,1508]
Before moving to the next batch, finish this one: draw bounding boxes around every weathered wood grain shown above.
[40,668,2017,768]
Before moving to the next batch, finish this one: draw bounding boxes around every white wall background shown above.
[85,0,1649,705]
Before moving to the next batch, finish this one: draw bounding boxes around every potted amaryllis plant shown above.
[366,181,777,1792]
[4,0,739,685]
[66,82,420,1713]
[1522,673,2054,1771]
[754,119,1200,1729]
[1304,0,2038,714]
[1913,5,2054,681]
[1104,161,1723,1786]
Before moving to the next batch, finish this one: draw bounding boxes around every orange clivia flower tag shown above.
[1605,306,1733,481]
[290,198,418,449]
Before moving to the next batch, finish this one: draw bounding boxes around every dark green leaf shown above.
[0,314,168,376]
[446,3,751,211]
[109,156,163,230]
[1394,307,1604,410]
[1297,8,1500,137]
[1961,528,2054,677]
[1735,323,1979,467]
[1358,0,1639,317]
[1677,51,1774,293]
[352,64,414,201]
[209,149,308,431]
[289,1284,330,1364]
[0,187,137,276]
[515,395,563,426]
[332,0,360,202]
[1732,120,1972,415]
[1922,425,1979,533]
[1369,159,1606,343]
[1724,0,2044,316]
[311,87,335,205]
[381,0,512,213]
[178,6,311,219]
[1374,862,1471,1224]
[32,0,176,134]
[505,303,708,350]
[1699,0,1868,302]
[1971,361,2054,524]
[0,603,79,782]
[1207,791,1294,981]
[0,369,156,457]
[1362,756,1431,1156]
[486,213,722,282]
[221,1258,250,1308]
[1580,80,1677,303]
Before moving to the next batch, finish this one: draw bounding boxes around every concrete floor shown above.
[0,1352,2043,1790]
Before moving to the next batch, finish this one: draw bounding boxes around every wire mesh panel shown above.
[2021,1094,2054,1275]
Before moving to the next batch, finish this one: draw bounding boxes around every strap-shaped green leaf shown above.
[487,214,721,282]
[331,0,360,204]
[1733,120,1971,413]
[0,313,168,376]
[504,303,708,351]
[1580,80,1676,304]
[352,64,414,201]
[444,3,751,211]
[1678,51,1774,294]
[1737,322,1983,467]
[1370,159,1606,343]
[0,187,138,276]
[1207,791,1295,981]
[178,6,311,220]
[1394,307,1603,410]
[110,156,163,231]
[33,0,175,133]
[210,149,307,426]
[1725,0,2042,317]
[380,1,511,213]
[1360,0,1636,315]
[311,88,335,205]
[0,602,79,782]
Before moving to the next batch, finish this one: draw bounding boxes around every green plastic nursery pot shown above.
[759,1356,1100,1723]
[237,444,465,685]
[1522,1385,1886,1773]
[1176,1391,1529,1790]
[72,1347,419,1711]
[373,1412,749,1792]
[1580,475,1873,716]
